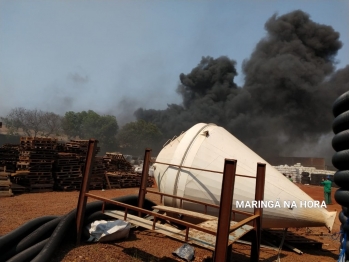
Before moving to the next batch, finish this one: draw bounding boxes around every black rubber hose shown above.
[0,215,58,251]
[340,224,349,234]
[333,90,349,117]
[335,189,349,207]
[6,238,49,262]
[31,195,156,262]
[0,217,62,261]
[332,150,349,170]
[332,130,349,152]
[339,211,348,225]
[334,170,349,189]
[332,110,349,134]
[16,217,62,253]
[31,211,76,262]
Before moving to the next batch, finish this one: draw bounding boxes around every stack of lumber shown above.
[66,140,104,190]
[89,156,106,190]
[105,172,153,189]
[53,153,82,191]
[52,140,102,191]
[104,172,121,189]
[65,140,100,158]
[0,144,19,173]
[104,152,154,189]
[0,170,13,197]
[103,152,134,172]
[10,171,30,192]
[16,137,57,192]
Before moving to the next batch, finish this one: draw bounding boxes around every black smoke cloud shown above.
[134,10,349,162]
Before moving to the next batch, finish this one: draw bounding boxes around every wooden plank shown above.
[104,210,254,251]
[152,205,217,221]
[0,190,13,197]
[0,181,11,187]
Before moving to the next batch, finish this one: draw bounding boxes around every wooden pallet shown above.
[0,172,13,197]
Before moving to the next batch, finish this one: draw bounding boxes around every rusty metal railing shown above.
[76,145,265,262]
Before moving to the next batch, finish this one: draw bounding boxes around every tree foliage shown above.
[1,107,62,137]
[62,110,118,151]
[116,120,162,155]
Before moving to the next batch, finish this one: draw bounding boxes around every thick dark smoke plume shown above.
[135,10,349,162]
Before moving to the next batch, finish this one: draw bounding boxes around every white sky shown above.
[1,0,348,123]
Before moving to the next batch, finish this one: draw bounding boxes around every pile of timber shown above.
[0,170,13,197]
[15,137,57,192]
[53,140,103,191]
[103,152,134,172]
[65,140,100,157]
[53,152,82,191]
[105,172,153,189]
[0,144,19,173]
[104,153,154,189]
[89,156,106,190]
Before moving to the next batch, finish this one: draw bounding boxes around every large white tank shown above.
[153,123,336,230]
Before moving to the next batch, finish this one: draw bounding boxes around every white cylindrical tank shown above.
[153,123,336,230]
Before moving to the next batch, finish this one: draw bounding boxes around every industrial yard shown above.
[0,183,341,262]
[1,2,348,261]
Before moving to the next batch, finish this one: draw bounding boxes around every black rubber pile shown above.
[0,195,156,262]
[332,90,349,258]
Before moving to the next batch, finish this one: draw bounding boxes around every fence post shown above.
[138,148,152,216]
[76,139,97,245]
[214,159,237,262]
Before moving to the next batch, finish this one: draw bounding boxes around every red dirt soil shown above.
[0,184,342,262]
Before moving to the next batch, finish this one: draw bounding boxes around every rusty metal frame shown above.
[75,139,98,245]
[214,159,237,261]
[137,148,151,216]
[75,148,266,262]
[250,163,266,261]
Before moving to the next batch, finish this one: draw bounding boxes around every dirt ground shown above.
[0,184,342,262]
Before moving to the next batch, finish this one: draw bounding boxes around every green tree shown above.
[61,111,84,138]
[116,120,162,155]
[62,110,119,152]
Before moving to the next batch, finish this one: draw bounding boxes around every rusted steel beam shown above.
[254,163,266,222]
[152,160,256,179]
[138,148,151,216]
[214,159,237,262]
[76,139,97,245]
[251,163,266,261]
[229,215,259,233]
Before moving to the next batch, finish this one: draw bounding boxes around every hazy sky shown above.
[1,0,348,124]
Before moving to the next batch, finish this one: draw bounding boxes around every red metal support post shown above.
[138,148,152,216]
[75,139,98,245]
[213,159,237,262]
[250,163,266,261]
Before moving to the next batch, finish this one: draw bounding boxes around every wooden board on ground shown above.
[104,209,254,251]
[152,205,217,221]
